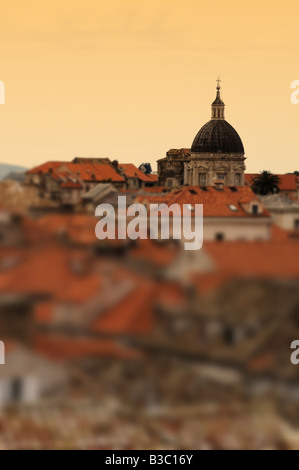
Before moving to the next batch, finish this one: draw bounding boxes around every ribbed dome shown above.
[191,119,244,154]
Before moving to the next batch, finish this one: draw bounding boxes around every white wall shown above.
[0,347,67,407]
[0,376,39,406]
[203,218,272,241]
[271,212,299,231]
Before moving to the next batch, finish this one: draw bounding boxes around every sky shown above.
[0,0,298,173]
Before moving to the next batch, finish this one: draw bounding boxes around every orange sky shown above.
[0,0,298,173]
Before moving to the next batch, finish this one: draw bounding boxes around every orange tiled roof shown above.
[271,224,299,241]
[155,281,187,309]
[36,214,99,244]
[27,161,125,183]
[136,186,270,218]
[192,239,299,294]
[203,239,299,279]
[146,173,158,182]
[118,164,155,183]
[129,238,179,267]
[92,278,153,335]
[140,186,169,193]
[56,275,101,303]
[191,272,232,295]
[0,245,99,300]
[134,194,172,205]
[26,161,65,174]
[245,173,299,191]
[45,169,83,188]
[34,302,53,323]
[62,163,125,182]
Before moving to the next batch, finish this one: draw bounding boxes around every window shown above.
[228,204,238,212]
[10,378,22,402]
[295,219,299,231]
[215,232,224,241]
[217,173,226,181]
[199,174,206,186]
[252,204,259,215]
[223,326,235,345]
[166,178,173,187]
[235,173,241,186]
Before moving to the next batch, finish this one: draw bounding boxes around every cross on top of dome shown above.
[212,77,225,119]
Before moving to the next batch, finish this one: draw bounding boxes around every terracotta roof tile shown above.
[136,186,270,218]
[245,173,299,191]
[27,161,125,183]
[26,161,65,174]
[119,164,155,183]
[34,302,53,323]
[271,224,299,241]
[155,281,187,308]
[0,245,99,299]
[146,173,158,182]
[203,239,299,279]
[140,186,169,193]
[129,239,179,267]
[63,163,124,182]
[92,278,153,335]
[36,214,98,244]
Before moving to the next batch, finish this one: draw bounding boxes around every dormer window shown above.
[215,232,224,241]
[252,204,259,215]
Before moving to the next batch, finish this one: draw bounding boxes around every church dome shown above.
[191,80,244,154]
[191,119,244,154]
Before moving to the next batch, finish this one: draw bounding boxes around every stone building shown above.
[158,82,246,187]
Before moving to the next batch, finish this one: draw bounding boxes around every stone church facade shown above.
[157,83,246,187]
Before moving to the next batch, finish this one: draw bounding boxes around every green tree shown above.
[251,171,281,195]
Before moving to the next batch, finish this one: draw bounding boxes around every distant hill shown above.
[0,163,28,180]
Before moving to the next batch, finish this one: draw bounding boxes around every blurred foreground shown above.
[0,183,299,449]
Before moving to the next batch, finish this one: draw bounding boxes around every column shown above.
[183,162,188,185]
[192,168,197,186]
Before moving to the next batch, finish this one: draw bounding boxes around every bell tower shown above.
[211,77,225,120]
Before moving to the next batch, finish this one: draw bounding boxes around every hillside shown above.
[0,163,27,180]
